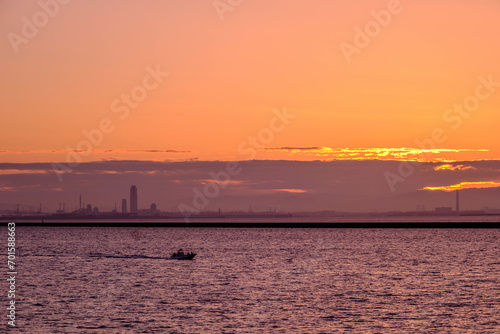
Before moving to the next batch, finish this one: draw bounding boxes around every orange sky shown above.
[1,0,499,163]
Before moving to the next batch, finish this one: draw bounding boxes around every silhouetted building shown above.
[56,203,66,213]
[140,203,159,216]
[130,185,138,213]
[456,190,460,212]
[122,199,127,213]
[435,207,452,213]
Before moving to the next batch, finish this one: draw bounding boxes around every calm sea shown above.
[6,226,500,333]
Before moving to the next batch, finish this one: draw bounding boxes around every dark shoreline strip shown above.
[2,222,499,228]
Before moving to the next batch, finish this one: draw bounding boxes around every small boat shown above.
[170,249,196,260]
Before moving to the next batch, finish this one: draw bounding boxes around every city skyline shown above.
[1,160,499,214]
[1,181,490,217]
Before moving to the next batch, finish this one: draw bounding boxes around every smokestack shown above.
[130,185,138,213]
[456,190,460,213]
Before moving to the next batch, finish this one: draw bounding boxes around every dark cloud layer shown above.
[1,160,499,213]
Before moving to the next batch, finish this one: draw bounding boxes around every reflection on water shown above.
[13,227,500,333]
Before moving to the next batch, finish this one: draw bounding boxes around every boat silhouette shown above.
[170,249,196,260]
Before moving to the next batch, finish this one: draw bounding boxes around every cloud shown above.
[198,179,245,186]
[0,150,67,154]
[101,149,191,154]
[0,184,63,192]
[1,159,500,212]
[259,147,489,161]
[99,157,121,161]
[0,149,190,154]
[274,189,307,193]
[0,169,49,175]
[422,181,500,191]
[262,147,323,151]
[434,164,477,171]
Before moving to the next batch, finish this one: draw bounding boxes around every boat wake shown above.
[22,253,178,260]
[88,253,173,260]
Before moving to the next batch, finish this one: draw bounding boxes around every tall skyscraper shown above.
[130,185,138,213]
[121,199,127,213]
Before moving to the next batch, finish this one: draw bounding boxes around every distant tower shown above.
[130,185,138,213]
[456,190,460,213]
[122,199,127,213]
[79,194,82,210]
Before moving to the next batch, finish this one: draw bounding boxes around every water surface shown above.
[11,227,500,333]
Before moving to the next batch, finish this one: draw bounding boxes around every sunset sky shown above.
[1,0,499,211]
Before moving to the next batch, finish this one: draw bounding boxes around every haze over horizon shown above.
[1,159,500,214]
[1,0,499,213]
